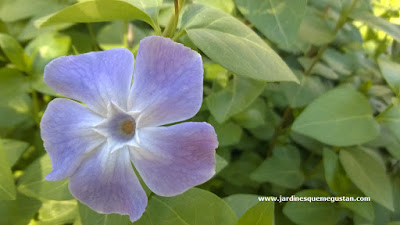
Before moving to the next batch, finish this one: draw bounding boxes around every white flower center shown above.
[93,102,140,152]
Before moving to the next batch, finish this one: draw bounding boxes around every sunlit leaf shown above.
[181,4,298,83]
[237,202,274,225]
[40,0,157,30]
[223,194,259,218]
[0,33,30,71]
[18,154,73,200]
[351,11,400,42]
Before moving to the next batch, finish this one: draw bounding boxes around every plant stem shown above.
[162,0,185,38]
[304,0,359,76]
[172,29,186,41]
[86,23,98,51]
[267,107,292,157]
[376,103,394,120]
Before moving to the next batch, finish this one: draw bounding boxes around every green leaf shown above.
[321,48,353,76]
[281,70,327,108]
[339,197,374,222]
[292,86,380,146]
[237,202,274,225]
[220,152,262,187]
[0,95,33,131]
[339,148,394,211]
[298,7,335,46]
[181,4,298,83]
[40,0,157,30]
[298,56,339,80]
[97,21,125,50]
[322,148,351,194]
[0,143,16,200]
[378,105,400,143]
[0,192,42,225]
[210,118,243,147]
[223,194,259,218]
[0,68,29,103]
[97,21,152,50]
[0,0,70,22]
[378,59,400,95]
[216,153,228,174]
[283,189,341,225]
[25,32,71,74]
[235,0,307,49]
[388,222,400,225]
[206,76,266,123]
[251,145,304,189]
[1,139,29,166]
[233,98,267,129]
[0,33,30,71]
[135,188,238,225]
[18,154,73,200]
[37,200,78,225]
[350,11,400,43]
[193,0,235,13]
[79,202,131,225]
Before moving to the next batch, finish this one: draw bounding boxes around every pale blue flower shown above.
[40,36,218,222]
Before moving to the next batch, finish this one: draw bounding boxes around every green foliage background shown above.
[0,0,400,224]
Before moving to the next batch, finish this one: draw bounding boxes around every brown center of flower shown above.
[121,120,135,135]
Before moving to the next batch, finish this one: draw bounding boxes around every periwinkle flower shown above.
[40,36,218,222]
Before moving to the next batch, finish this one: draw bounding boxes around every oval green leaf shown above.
[292,86,380,146]
[339,148,394,211]
[237,202,274,225]
[0,144,16,200]
[235,0,307,49]
[283,189,341,225]
[250,145,304,189]
[40,0,156,30]
[18,154,73,200]
[135,188,238,225]
[182,4,298,83]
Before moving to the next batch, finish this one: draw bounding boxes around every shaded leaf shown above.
[223,194,259,218]
[281,70,327,108]
[79,202,131,225]
[339,148,393,211]
[322,148,351,194]
[235,0,307,49]
[135,188,238,225]
[283,189,341,225]
[0,143,16,200]
[251,145,304,189]
[378,59,400,95]
[206,76,265,123]
[292,87,380,146]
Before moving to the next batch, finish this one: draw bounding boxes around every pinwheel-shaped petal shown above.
[40,36,218,222]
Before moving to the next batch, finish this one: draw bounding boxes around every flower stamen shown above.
[122,120,135,135]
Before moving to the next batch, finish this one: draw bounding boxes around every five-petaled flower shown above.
[40,36,218,222]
